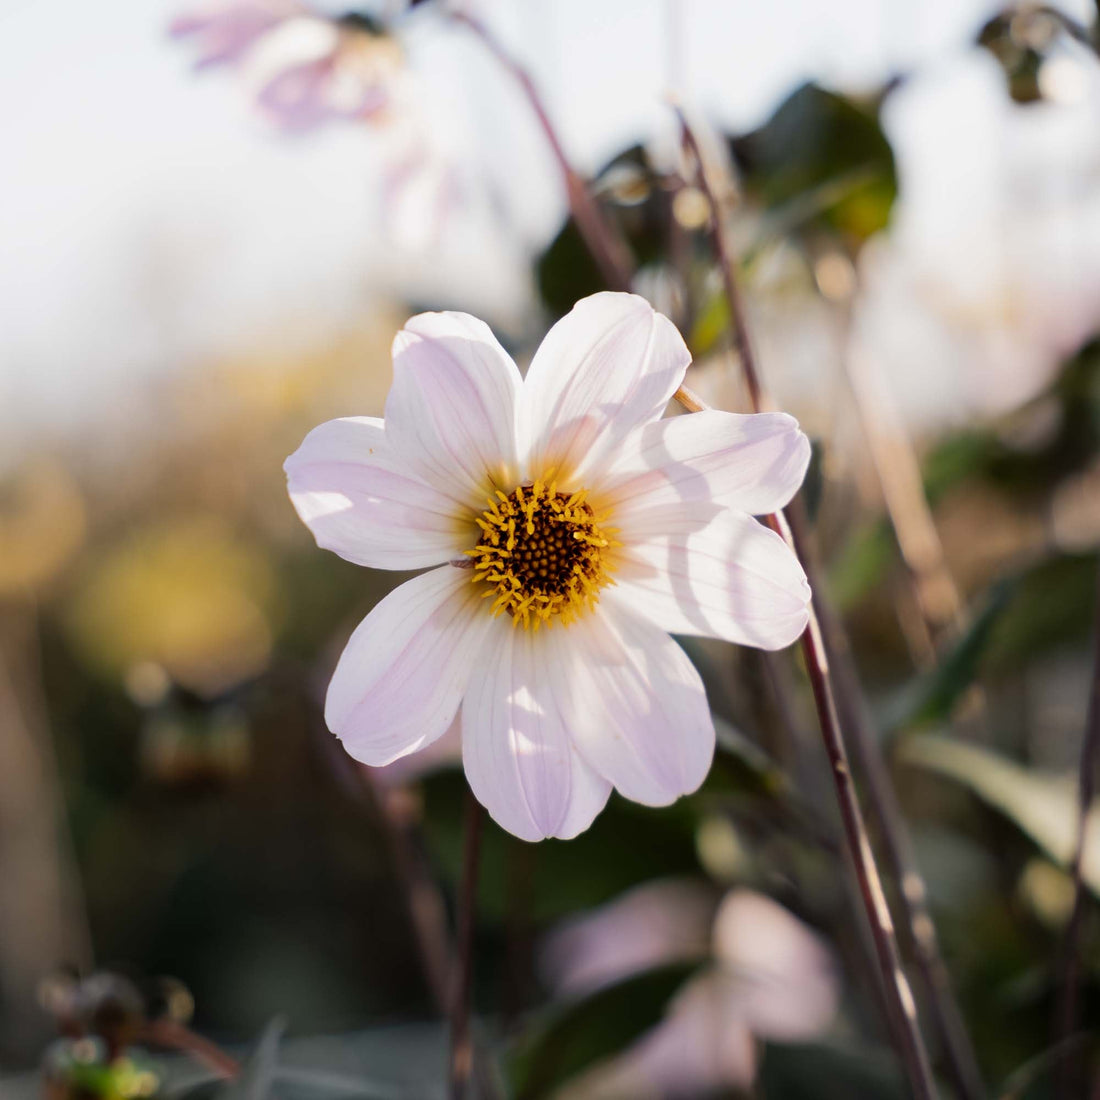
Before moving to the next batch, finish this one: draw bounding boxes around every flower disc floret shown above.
[468,475,617,630]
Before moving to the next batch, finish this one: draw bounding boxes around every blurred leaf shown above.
[536,219,605,319]
[508,962,699,1100]
[827,518,896,611]
[537,144,666,318]
[883,580,1015,731]
[985,554,1098,674]
[900,735,1100,897]
[224,1017,286,1100]
[759,1040,906,1099]
[421,771,700,924]
[708,716,786,797]
[735,83,897,244]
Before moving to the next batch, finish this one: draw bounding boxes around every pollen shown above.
[466,473,617,630]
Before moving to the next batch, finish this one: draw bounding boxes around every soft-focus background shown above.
[4,1,1100,1097]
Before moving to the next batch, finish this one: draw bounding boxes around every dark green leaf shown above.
[759,1040,906,1099]
[735,83,897,243]
[508,962,700,1100]
[224,1018,286,1100]
[883,579,1015,731]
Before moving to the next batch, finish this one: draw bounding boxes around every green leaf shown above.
[983,554,1098,674]
[224,1018,286,1100]
[883,580,1015,731]
[421,771,700,924]
[899,735,1100,896]
[827,519,896,611]
[736,83,898,243]
[759,1040,906,1099]
[508,962,700,1100]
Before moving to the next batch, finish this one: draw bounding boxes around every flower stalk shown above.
[449,790,484,1100]
[674,111,942,1100]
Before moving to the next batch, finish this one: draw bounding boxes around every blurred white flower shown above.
[285,292,810,841]
[242,14,402,132]
[543,882,840,1097]
[170,0,305,69]
[172,3,467,252]
[852,45,1100,429]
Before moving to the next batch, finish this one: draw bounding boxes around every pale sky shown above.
[0,0,1091,455]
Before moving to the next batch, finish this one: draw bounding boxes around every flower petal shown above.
[325,566,492,766]
[522,293,691,484]
[285,416,466,570]
[600,409,810,517]
[462,620,611,842]
[556,603,716,806]
[385,311,522,509]
[611,507,810,649]
[712,891,839,1041]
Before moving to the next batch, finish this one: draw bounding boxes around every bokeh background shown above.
[3,1,1100,1097]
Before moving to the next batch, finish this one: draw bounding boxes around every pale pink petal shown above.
[541,879,716,996]
[555,603,715,806]
[325,566,492,766]
[611,508,810,649]
[713,890,839,1041]
[368,715,462,789]
[285,416,467,570]
[170,1,298,69]
[462,620,611,842]
[600,409,810,517]
[521,293,691,484]
[386,312,522,509]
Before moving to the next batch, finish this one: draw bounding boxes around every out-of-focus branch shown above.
[138,1018,241,1080]
[451,10,634,294]
[1057,577,1100,1099]
[675,109,942,1100]
[846,346,965,652]
[452,9,709,421]
[449,791,483,1100]
[0,605,92,1060]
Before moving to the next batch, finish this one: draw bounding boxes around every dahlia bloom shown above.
[285,293,811,841]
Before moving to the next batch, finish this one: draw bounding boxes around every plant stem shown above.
[806,542,986,1100]
[677,110,940,1100]
[451,10,634,294]
[1057,577,1100,1099]
[450,788,484,1100]
[138,1018,240,1079]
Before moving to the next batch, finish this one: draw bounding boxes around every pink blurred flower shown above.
[170,0,305,70]
[172,4,402,132]
[244,14,403,133]
[285,294,811,842]
[542,883,840,1096]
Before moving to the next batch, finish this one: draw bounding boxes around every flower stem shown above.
[676,109,941,1100]
[1057,576,1100,1099]
[449,788,484,1100]
[138,1018,240,1079]
[451,10,635,295]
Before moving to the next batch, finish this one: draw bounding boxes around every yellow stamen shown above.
[467,476,616,630]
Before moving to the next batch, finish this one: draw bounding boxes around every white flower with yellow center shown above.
[285,293,811,841]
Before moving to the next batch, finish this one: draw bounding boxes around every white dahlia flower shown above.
[285,292,811,841]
